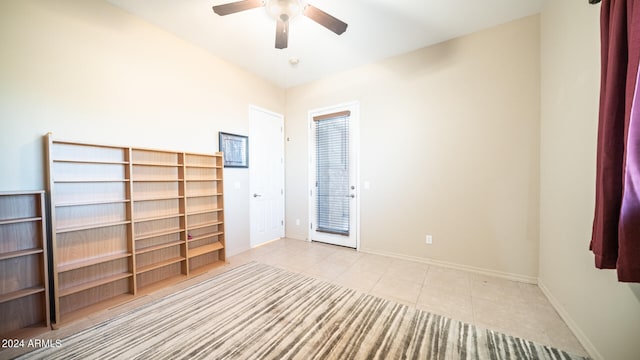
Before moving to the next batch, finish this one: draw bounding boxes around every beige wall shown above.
[285,16,541,280]
[539,2,640,359]
[0,0,286,256]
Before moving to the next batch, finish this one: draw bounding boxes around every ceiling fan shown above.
[212,0,348,49]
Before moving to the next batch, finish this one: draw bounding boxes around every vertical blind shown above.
[315,111,351,236]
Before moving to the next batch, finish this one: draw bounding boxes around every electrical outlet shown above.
[426,235,433,245]
[295,219,300,226]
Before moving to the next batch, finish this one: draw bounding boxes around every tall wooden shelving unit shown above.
[46,134,226,326]
[131,149,187,292]
[47,138,135,325]
[0,191,50,338]
[184,153,225,275]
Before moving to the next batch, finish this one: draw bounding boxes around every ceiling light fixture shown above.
[266,0,302,23]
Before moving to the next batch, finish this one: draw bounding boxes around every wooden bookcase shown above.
[131,148,186,292]
[47,139,134,325]
[184,153,225,275]
[0,191,50,338]
[46,134,226,326]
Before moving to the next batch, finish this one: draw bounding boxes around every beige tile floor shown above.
[229,238,589,357]
[0,237,589,360]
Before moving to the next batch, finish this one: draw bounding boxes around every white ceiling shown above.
[106,0,544,88]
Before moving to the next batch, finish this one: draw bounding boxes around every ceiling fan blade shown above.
[275,20,289,49]
[212,0,264,16]
[303,4,348,35]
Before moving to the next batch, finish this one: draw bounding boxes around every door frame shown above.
[307,101,360,250]
[249,104,285,248]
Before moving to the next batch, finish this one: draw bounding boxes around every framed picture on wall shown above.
[219,132,249,168]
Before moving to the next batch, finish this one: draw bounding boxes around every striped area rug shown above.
[19,262,589,360]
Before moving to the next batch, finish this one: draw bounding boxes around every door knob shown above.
[253,193,262,198]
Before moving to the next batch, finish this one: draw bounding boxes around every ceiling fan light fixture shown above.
[266,0,302,22]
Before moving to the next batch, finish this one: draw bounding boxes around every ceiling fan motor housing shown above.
[266,0,303,22]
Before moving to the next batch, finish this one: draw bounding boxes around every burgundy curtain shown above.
[591,0,640,282]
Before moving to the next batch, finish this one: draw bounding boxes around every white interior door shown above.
[249,106,285,247]
[309,102,359,249]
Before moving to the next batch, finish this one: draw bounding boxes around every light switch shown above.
[364,181,370,190]
[234,181,241,189]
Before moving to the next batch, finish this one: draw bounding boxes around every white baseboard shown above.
[358,248,538,284]
[226,246,251,257]
[537,280,602,360]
